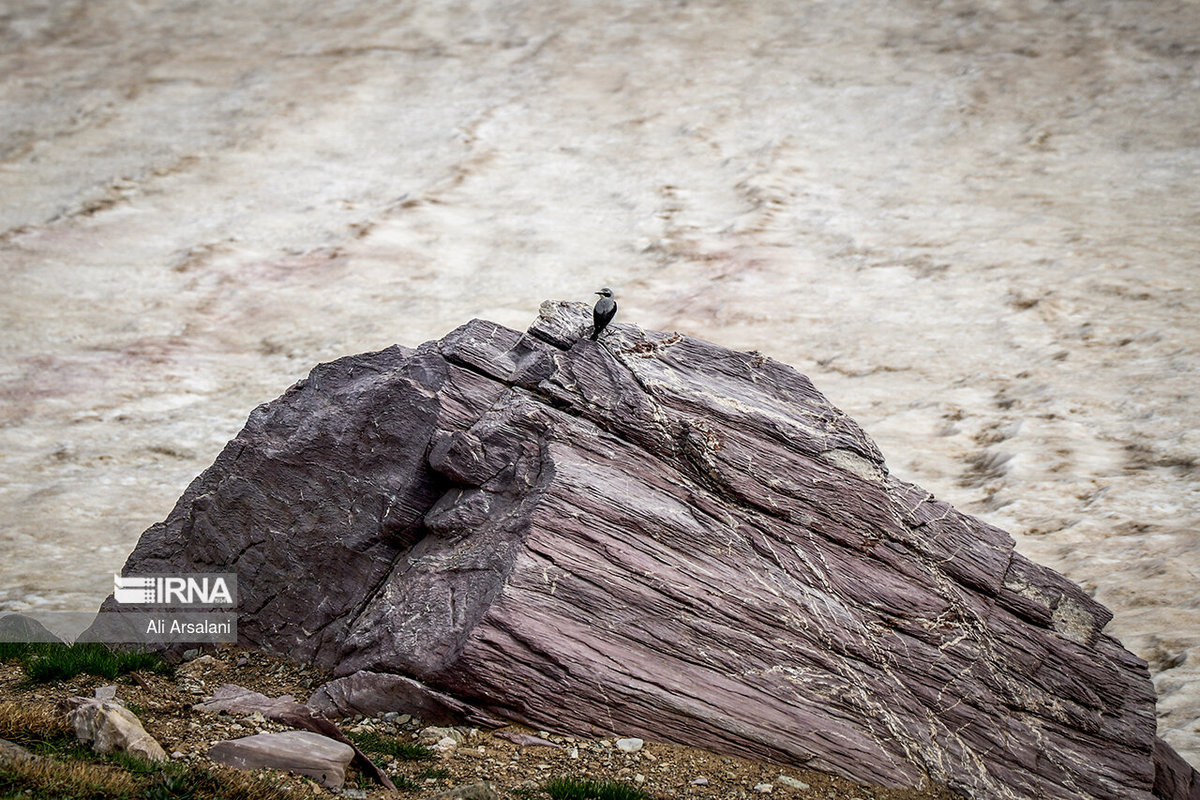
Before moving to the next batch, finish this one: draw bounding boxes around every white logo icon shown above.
[113,575,156,604]
[112,574,235,606]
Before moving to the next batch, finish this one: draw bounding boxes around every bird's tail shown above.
[590,329,598,340]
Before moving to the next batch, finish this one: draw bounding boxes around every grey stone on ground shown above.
[419,725,467,745]
[0,614,62,643]
[777,775,810,790]
[101,301,1200,800]
[432,781,500,800]
[616,738,644,754]
[194,683,394,790]
[493,730,563,749]
[207,730,354,789]
[64,695,167,762]
[0,738,35,765]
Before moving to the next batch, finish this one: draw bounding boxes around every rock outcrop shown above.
[100,301,1199,800]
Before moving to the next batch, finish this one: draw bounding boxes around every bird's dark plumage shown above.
[591,287,617,340]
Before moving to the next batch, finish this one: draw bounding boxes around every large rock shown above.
[100,300,1198,800]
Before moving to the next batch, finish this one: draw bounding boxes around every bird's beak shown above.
[595,291,602,296]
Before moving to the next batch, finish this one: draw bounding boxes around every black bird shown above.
[591,287,617,340]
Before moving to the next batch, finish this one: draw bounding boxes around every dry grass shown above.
[0,699,72,746]
[0,748,297,800]
[0,756,140,800]
[0,697,294,800]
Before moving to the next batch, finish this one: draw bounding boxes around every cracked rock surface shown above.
[101,302,1195,799]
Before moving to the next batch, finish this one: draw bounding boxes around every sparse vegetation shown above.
[12,643,172,683]
[0,697,291,800]
[0,699,72,746]
[0,641,173,684]
[543,776,649,800]
[391,773,421,791]
[0,756,140,800]
[105,750,163,776]
[0,647,962,799]
[347,730,434,761]
[0,750,294,800]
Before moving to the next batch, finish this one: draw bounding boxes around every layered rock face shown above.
[103,301,1196,800]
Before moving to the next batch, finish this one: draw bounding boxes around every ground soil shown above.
[0,646,962,799]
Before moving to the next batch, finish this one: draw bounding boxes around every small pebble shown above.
[777,775,810,790]
[692,777,709,786]
[616,737,644,754]
[754,783,774,793]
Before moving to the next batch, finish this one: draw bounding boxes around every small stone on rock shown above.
[691,777,709,786]
[754,782,774,793]
[777,775,809,790]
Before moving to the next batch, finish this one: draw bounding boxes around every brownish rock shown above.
[207,730,353,789]
[306,669,503,727]
[99,300,1198,800]
[194,683,394,790]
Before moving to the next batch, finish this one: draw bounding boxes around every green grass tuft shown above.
[347,730,434,761]
[391,774,421,791]
[105,751,166,776]
[3,642,173,683]
[0,641,46,662]
[543,776,649,800]
[144,771,195,800]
